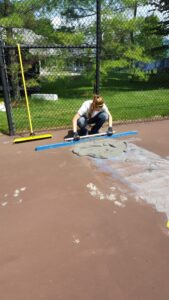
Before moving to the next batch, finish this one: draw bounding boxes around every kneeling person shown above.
[72,95,113,141]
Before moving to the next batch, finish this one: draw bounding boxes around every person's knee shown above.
[77,117,87,128]
[98,112,108,122]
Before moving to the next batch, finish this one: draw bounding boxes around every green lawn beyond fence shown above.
[0,72,169,134]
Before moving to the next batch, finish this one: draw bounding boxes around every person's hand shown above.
[107,126,113,136]
[73,132,80,141]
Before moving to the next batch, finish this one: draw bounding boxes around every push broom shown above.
[14,44,52,143]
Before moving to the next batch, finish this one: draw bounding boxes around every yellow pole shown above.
[17,44,34,134]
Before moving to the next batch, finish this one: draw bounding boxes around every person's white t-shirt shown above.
[78,100,109,118]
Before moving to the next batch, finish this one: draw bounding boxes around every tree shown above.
[0,0,89,100]
[149,0,169,36]
[147,1,169,54]
[0,1,56,100]
[56,0,164,81]
[149,0,169,17]
[100,0,163,80]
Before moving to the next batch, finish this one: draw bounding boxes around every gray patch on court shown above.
[72,139,127,159]
[95,143,169,219]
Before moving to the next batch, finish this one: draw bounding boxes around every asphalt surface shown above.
[0,120,169,300]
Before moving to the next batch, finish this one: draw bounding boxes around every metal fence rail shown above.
[0,0,169,135]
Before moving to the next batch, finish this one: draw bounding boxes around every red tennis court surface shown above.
[0,120,169,300]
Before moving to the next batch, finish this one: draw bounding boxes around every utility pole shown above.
[95,0,101,95]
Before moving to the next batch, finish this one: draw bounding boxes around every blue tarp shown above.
[136,58,169,71]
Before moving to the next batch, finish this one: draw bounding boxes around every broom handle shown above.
[17,44,34,134]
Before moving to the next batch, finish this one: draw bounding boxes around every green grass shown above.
[1,72,169,134]
[0,97,8,133]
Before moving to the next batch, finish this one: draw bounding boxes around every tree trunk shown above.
[130,1,138,44]
[8,47,21,101]
[3,1,21,101]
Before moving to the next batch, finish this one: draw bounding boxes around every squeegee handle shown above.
[64,131,116,141]
[17,44,34,134]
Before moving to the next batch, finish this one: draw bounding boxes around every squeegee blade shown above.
[14,134,52,143]
[35,131,138,151]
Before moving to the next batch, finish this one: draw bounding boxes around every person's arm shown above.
[108,111,113,127]
[72,100,88,140]
[72,113,80,133]
[107,111,113,135]
[72,113,80,140]
[103,104,113,127]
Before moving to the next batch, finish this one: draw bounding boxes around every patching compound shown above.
[94,143,169,218]
[72,139,127,159]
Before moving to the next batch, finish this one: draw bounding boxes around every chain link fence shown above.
[0,0,169,135]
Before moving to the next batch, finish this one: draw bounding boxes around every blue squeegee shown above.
[35,130,138,152]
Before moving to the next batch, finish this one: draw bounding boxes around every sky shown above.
[137,4,164,20]
[51,3,167,34]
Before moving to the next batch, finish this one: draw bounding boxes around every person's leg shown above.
[77,116,88,135]
[88,112,108,134]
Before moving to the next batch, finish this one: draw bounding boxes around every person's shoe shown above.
[90,128,99,135]
[79,128,88,136]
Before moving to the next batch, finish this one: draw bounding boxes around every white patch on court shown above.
[2,141,10,144]
[13,189,20,197]
[13,187,26,202]
[106,194,116,201]
[72,235,80,245]
[86,183,105,200]
[1,202,8,207]
[13,187,26,198]
[95,143,169,218]
[86,183,127,208]
[120,195,128,202]
[1,187,27,208]
[20,187,26,192]
[0,193,8,207]
[16,199,23,204]
[114,201,125,208]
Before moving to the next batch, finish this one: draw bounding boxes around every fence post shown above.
[95,0,101,95]
[0,41,15,136]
